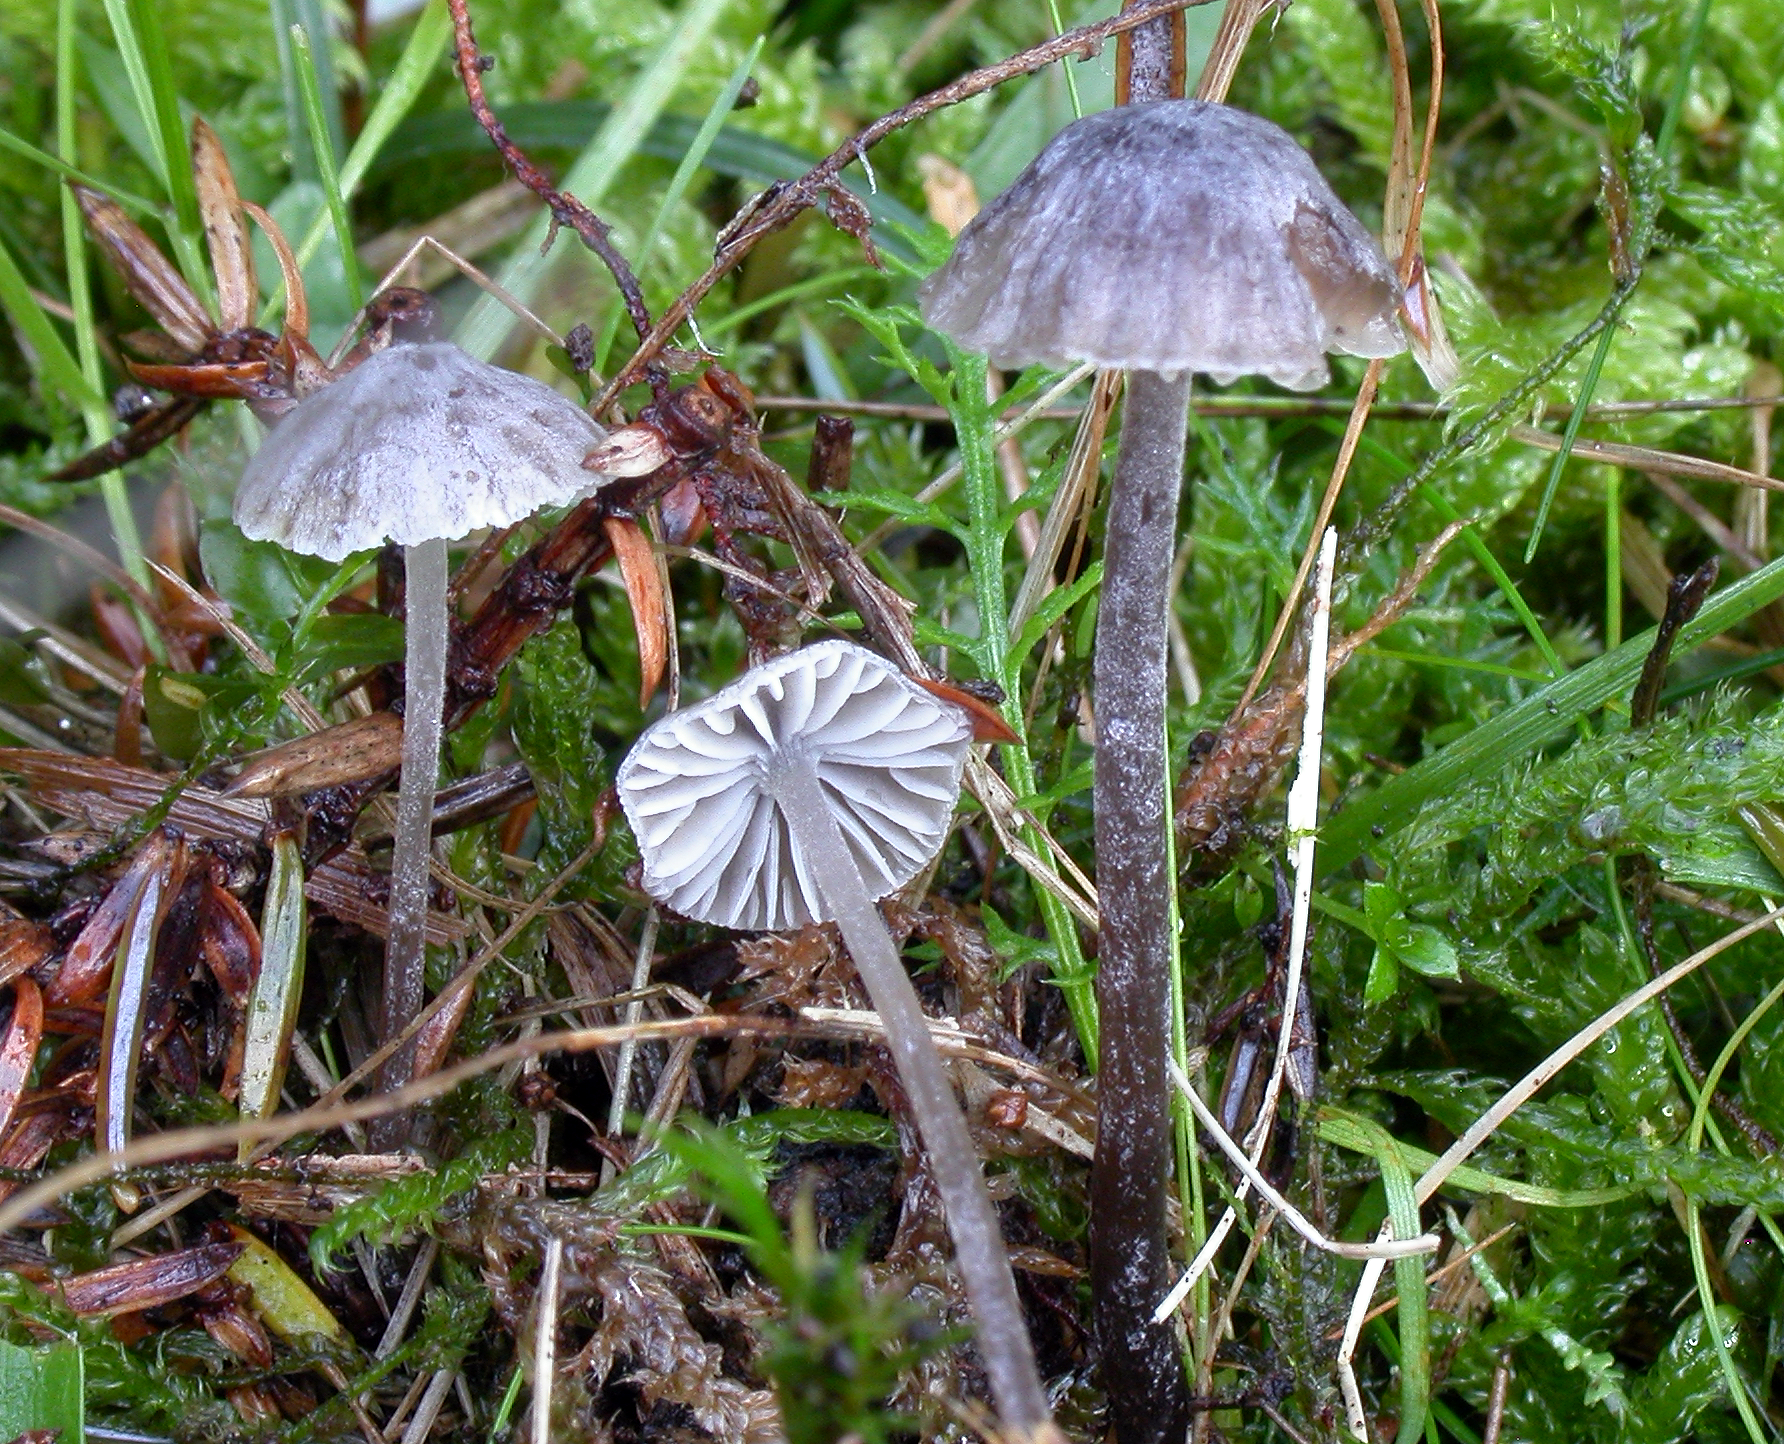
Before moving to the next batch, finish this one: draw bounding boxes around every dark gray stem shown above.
[1090,367,1192,1443]
[774,760,1052,1437]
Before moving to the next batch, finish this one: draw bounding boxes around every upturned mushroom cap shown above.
[919,100,1405,390]
[234,342,607,562]
[616,639,973,932]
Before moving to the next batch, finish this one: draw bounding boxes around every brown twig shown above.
[598,0,1223,404]
[445,0,656,362]
[1482,1356,1512,1444]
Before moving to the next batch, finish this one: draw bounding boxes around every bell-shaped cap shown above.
[919,100,1405,390]
[616,639,973,932]
[234,342,608,562]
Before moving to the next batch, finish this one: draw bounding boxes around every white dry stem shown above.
[399,1370,456,1444]
[605,908,661,1139]
[1338,1253,1388,1439]
[1155,527,1338,1325]
[1168,1062,1438,1262]
[377,1237,439,1360]
[380,537,450,1122]
[773,761,1052,1435]
[531,1235,564,1444]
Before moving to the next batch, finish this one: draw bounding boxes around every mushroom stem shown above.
[771,759,1052,1437]
[1089,366,1193,1441]
[378,535,450,1133]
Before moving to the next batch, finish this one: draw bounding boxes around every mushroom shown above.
[235,340,607,1112]
[920,98,1404,1429]
[616,638,1053,1439]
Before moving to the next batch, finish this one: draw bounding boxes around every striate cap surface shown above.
[616,639,974,932]
[919,100,1405,390]
[234,342,608,562]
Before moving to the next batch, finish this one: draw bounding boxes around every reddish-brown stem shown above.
[445,0,655,358]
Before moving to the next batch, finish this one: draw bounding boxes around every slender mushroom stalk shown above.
[1090,365,1193,1417]
[919,99,1406,1439]
[382,535,451,1091]
[235,339,610,1130]
[617,639,1053,1438]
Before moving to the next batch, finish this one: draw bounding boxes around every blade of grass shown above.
[271,0,318,184]
[1681,909,1784,1444]
[1522,320,1619,565]
[0,235,108,419]
[1319,553,1784,875]
[339,0,453,204]
[289,24,363,311]
[103,0,210,298]
[261,0,452,328]
[454,0,734,361]
[0,129,161,217]
[54,0,153,601]
[1658,645,1784,703]
[592,37,765,373]
[95,0,167,182]
[946,340,1098,1060]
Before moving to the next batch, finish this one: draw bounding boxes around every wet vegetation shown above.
[0,0,1783,1438]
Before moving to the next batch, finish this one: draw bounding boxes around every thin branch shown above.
[445,0,654,352]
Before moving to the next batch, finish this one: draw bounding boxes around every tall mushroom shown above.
[920,98,1405,1436]
[616,638,1053,1439]
[235,339,607,1113]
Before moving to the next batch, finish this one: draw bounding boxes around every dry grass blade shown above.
[1414,903,1784,1206]
[1510,424,1784,493]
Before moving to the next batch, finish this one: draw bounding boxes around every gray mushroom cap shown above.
[919,100,1406,390]
[234,342,608,562]
[616,639,974,932]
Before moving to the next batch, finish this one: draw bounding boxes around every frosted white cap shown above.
[234,342,608,562]
[616,639,974,931]
[919,100,1406,390]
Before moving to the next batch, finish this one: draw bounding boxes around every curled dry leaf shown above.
[71,187,213,356]
[48,829,183,1006]
[225,712,405,798]
[96,832,190,1165]
[583,424,673,478]
[0,917,53,988]
[61,1240,245,1318]
[190,117,257,333]
[0,978,43,1144]
[600,516,670,706]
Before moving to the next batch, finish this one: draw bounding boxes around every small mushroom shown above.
[919,99,1404,390]
[616,638,1052,1438]
[235,340,608,1115]
[921,98,1404,1431]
